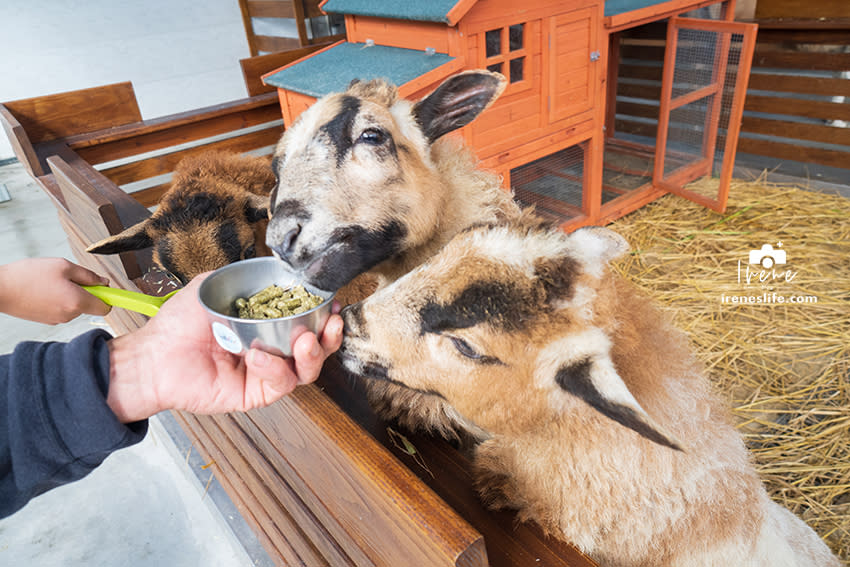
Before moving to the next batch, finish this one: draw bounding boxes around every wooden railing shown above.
[0,54,597,567]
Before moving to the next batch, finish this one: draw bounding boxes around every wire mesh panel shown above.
[510,143,585,224]
[654,17,758,212]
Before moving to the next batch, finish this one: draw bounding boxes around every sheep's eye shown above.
[243,245,256,259]
[358,128,387,145]
[450,336,482,360]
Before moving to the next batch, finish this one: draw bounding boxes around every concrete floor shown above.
[0,2,281,565]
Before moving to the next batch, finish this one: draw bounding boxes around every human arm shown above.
[0,258,111,324]
[0,273,343,517]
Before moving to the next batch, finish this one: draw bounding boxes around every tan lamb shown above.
[87,150,275,284]
[337,217,840,567]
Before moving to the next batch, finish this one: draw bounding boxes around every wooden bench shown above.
[0,55,597,567]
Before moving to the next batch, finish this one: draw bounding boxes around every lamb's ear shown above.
[86,220,154,254]
[568,227,629,277]
[244,193,270,223]
[413,70,507,143]
[539,333,683,451]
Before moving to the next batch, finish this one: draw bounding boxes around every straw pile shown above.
[609,174,849,562]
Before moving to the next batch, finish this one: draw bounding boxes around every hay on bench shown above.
[609,173,850,562]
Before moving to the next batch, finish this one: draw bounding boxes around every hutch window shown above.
[484,23,526,84]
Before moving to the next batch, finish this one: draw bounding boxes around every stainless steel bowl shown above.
[197,257,335,357]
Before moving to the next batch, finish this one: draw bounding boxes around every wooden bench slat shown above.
[254,35,303,53]
[745,94,850,122]
[65,91,279,151]
[75,104,283,167]
[0,104,43,176]
[752,46,850,72]
[47,154,151,280]
[240,377,489,567]
[755,27,850,44]
[179,412,342,566]
[747,73,850,98]
[617,81,661,100]
[738,136,850,170]
[245,0,297,19]
[3,82,141,144]
[98,127,281,187]
[618,63,663,82]
[741,115,850,147]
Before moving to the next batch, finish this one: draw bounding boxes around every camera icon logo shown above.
[749,243,787,269]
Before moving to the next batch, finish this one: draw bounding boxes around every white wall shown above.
[0,0,252,159]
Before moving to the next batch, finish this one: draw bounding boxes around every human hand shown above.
[105,273,344,423]
[0,257,111,324]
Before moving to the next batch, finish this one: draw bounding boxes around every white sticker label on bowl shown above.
[212,322,243,354]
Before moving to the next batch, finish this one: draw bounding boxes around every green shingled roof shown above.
[263,42,455,99]
[321,0,463,23]
[605,0,673,17]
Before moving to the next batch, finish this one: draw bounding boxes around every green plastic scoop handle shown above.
[83,285,179,317]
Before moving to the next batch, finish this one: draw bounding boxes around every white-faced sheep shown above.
[264,70,517,293]
[86,151,275,285]
[265,70,519,435]
[337,217,840,567]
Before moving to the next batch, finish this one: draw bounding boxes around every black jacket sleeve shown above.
[1,329,148,518]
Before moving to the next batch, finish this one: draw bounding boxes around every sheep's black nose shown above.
[271,224,301,262]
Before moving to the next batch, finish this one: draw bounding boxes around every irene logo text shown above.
[738,242,797,285]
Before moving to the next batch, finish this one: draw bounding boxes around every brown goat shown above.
[338,218,840,566]
[87,151,274,284]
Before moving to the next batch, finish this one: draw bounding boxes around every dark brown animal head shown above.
[265,70,506,292]
[87,151,274,284]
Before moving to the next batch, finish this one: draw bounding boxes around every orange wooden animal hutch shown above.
[263,0,758,229]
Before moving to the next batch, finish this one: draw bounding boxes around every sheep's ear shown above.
[543,339,683,451]
[244,193,270,223]
[570,226,629,264]
[567,227,629,278]
[86,220,154,254]
[413,70,507,143]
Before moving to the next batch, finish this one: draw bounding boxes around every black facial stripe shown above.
[216,221,243,264]
[330,220,406,267]
[319,95,361,167]
[555,359,682,452]
[152,190,232,231]
[300,220,406,291]
[360,361,390,381]
[420,280,534,335]
[272,199,311,221]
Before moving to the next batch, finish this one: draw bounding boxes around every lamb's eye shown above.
[450,336,482,360]
[243,245,256,259]
[358,128,387,145]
